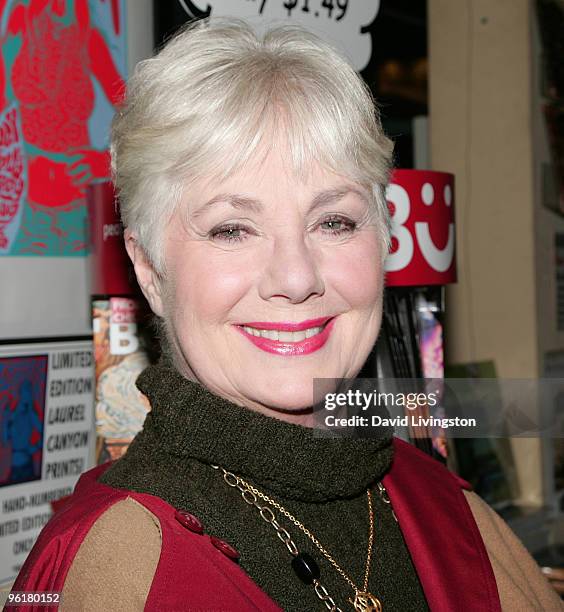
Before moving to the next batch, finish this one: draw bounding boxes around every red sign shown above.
[88,182,133,296]
[385,169,456,287]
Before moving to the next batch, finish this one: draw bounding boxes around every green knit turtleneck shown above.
[99,360,429,612]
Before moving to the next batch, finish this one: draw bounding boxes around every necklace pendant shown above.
[353,591,382,612]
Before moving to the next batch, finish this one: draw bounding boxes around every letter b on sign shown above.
[384,170,456,286]
[110,323,139,355]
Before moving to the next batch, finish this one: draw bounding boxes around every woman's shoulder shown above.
[57,481,282,611]
[9,463,163,611]
[12,463,281,611]
[463,490,564,610]
[386,439,563,609]
[60,496,162,611]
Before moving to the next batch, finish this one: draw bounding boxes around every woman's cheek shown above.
[175,250,258,324]
[323,241,383,307]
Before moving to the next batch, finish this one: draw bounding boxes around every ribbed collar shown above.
[136,360,394,502]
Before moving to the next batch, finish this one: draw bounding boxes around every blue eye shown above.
[318,216,356,235]
[210,224,248,243]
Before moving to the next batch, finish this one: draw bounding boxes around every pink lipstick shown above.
[235,316,336,356]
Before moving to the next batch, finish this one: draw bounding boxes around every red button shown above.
[210,536,240,560]
[174,510,204,534]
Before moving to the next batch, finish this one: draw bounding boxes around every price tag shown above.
[179,0,381,71]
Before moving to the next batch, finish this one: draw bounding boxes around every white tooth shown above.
[261,329,279,340]
[278,331,294,342]
[305,326,322,338]
[292,331,307,342]
[251,328,261,337]
[243,326,253,335]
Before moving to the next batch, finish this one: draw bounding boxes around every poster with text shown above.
[0,0,126,256]
[0,339,94,586]
[93,298,150,463]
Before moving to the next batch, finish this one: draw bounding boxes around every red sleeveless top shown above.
[8,438,501,611]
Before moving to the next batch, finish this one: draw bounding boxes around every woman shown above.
[10,18,562,612]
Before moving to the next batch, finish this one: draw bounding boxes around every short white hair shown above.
[111,18,393,273]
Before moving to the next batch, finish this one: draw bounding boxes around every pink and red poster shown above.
[0,0,126,256]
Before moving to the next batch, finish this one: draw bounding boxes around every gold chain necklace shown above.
[212,465,383,612]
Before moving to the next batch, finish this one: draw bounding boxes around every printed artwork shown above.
[0,355,47,487]
[418,308,444,380]
[415,294,447,459]
[0,340,93,584]
[93,298,150,463]
[0,0,126,256]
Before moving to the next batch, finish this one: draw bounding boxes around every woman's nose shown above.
[258,235,325,304]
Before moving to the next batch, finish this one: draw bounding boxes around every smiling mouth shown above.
[234,316,335,355]
[239,324,327,342]
[237,316,333,343]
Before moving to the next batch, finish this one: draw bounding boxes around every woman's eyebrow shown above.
[308,186,368,212]
[191,194,263,218]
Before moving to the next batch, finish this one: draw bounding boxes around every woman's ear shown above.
[124,229,165,317]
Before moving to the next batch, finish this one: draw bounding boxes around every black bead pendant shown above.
[291,552,320,585]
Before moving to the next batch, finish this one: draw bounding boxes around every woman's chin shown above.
[253,394,315,413]
[245,383,335,420]
[240,367,348,412]
[256,401,319,426]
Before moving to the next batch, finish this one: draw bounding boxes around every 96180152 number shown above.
[4,591,62,607]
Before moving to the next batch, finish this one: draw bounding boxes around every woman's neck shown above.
[134,357,394,502]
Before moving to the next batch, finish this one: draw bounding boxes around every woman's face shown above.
[140,143,385,423]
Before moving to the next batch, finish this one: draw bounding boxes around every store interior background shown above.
[1,0,564,593]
